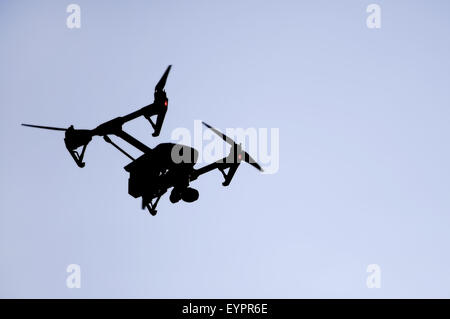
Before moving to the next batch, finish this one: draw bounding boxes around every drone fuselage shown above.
[124,143,199,206]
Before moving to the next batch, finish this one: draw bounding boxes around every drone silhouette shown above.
[22,65,263,215]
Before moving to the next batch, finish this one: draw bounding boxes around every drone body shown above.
[22,65,262,215]
[124,143,200,215]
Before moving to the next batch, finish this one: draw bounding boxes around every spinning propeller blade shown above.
[155,65,172,91]
[202,121,235,145]
[21,123,67,131]
[243,153,263,172]
[202,121,263,172]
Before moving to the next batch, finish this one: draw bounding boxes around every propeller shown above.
[148,65,172,137]
[155,65,172,92]
[202,121,263,172]
[22,123,92,168]
[21,123,67,131]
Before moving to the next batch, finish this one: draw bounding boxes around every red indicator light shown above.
[164,100,168,106]
[238,154,242,160]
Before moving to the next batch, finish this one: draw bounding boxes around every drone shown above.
[22,65,263,215]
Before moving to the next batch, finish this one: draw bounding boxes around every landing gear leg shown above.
[145,204,157,216]
[142,195,162,216]
[66,144,88,168]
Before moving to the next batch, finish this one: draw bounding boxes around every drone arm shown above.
[121,102,167,137]
[103,135,135,161]
[121,103,155,123]
[114,65,171,136]
[145,115,156,129]
[221,164,239,186]
[191,162,220,180]
[192,158,239,186]
[147,107,167,137]
[114,130,152,154]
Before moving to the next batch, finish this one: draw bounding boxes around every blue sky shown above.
[1,0,450,298]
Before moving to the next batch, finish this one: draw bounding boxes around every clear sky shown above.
[1,0,450,298]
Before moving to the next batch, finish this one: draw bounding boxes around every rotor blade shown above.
[202,121,263,172]
[202,122,235,146]
[155,65,172,91]
[21,123,67,131]
[244,152,264,172]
